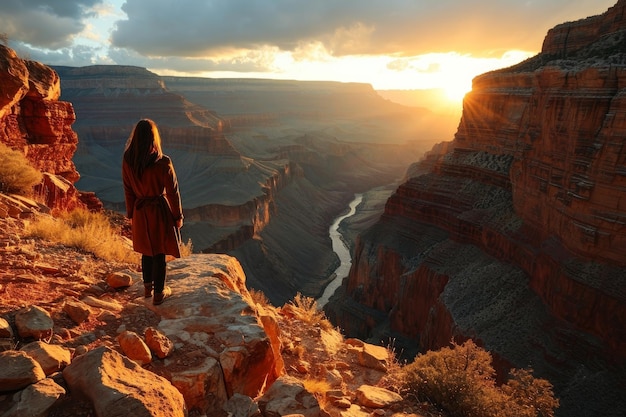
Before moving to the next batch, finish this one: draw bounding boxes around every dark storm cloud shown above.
[0,0,103,48]
[111,0,612,57]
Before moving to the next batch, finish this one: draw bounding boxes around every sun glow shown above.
[190,48,534,107]
[442,77,473,102]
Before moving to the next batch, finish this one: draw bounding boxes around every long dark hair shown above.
[123,119,164,178]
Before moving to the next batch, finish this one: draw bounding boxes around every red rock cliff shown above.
[327,2,626,415]
[0,45,96,210]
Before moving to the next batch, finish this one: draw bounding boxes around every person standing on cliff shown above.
[122,118,183,305]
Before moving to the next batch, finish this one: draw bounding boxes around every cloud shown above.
[15,44,112,67]
[0,0,615,79]
[0,0,104,48]
[110,0,614,58]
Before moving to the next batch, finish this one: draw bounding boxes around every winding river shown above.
[317,193,363,307]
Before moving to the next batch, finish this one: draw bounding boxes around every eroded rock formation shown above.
[0,45,96,211]
[327,2,626,416]
[55,64,432,306]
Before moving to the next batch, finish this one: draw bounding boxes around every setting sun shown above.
[443,78,473,102]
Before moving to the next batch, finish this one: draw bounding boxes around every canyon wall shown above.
[0,45,97,210]
[56,65,431,305]
[327,2,626,416]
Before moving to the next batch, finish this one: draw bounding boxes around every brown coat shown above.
[122,155,183,257]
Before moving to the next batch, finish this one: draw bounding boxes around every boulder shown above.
[2,378,65,417]
[14,306,53,340]
[117,330,152,365]
[0,350,46,392]
[144,326,174,359]
[0,317,13,338]
[20,341,71,375]
[354,385,402,409]
[257,376,321,417]
[144,254,281,413]
[62,346,186,417]
[62,299,91,324]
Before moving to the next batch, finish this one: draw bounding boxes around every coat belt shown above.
[135,195,165,210]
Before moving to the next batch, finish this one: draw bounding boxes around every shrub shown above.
[26,208,139,263]
[290,292,333,330]
[400,339,558,417]
[503,369,559,417]
[250,288,271,307]
[0,143,42,195]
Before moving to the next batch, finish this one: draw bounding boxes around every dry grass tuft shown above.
[0,143,43,195]
[250,288,272,307]
[26,208,139,264]
[302,378,331,407]
[290,292,333,330]
[178,237,193,257]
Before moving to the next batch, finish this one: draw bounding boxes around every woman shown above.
[122,119,183,305]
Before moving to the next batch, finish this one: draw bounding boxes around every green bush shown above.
[400,340,558,417]
[0,143,42,195]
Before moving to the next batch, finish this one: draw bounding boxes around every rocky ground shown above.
[0,200,441,417]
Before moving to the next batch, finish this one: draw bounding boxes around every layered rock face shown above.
[57,66,432,305]
[327,2,626,416]
[0,45,93,210]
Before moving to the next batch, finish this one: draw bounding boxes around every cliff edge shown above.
[0,45,99,211]
[327,2,626,416]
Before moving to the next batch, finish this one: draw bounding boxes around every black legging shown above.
[142,254,166,294]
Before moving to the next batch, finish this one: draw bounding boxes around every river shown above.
[317,193,363,307]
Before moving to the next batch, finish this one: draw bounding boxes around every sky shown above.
[0,0,618,102]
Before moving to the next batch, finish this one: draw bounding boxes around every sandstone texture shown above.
[327,2,626,416]
[0,45,96,211]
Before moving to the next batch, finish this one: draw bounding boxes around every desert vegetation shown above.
[0,143,43,195]
[396,339,559,417]
[282,293,559,416]
[290,292,334,331]
[23,207,192,262]
[25,208,139,263]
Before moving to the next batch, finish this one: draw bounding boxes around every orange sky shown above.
[0,0,618,102]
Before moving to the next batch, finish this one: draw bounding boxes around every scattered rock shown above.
[62,299,91,324]
[2,378,65,417]
[106,271,132,289]
[62,346,186,417]
[0,317,13,338]
[80,295,123,311]
[346,339,388,372]
[257,376,322,417]
[117,330,152,365]
[0,350,46,392]
[355,385,402,409]
[14,306,53,340]
[145,326,174,359]
[20,341,71,375]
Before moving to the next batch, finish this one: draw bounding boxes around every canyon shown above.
[327,2,626,416]
[51,66,452,305]
[3,2,625,415]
